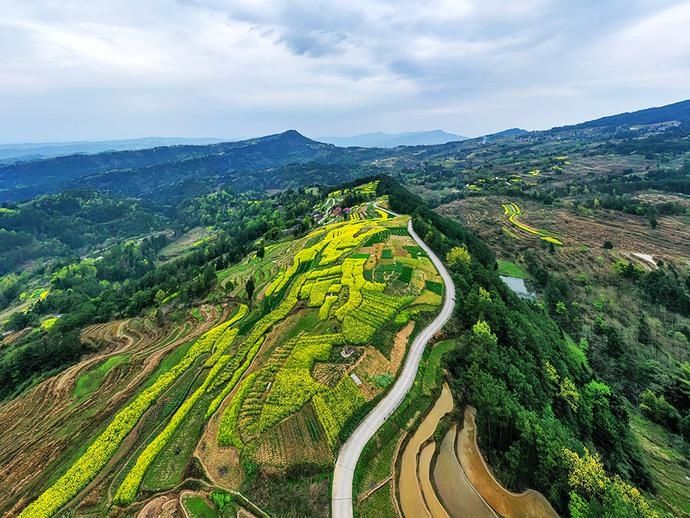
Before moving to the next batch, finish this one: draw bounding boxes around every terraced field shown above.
[502,202,563,246]
[7,185,443,517]
[439,195,690,263]
[0,305,226,516]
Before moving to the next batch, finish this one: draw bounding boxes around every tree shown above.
[680,414,690,440]
[245,277,255,302]
[257,246,265,259]
[446,245,471,268]
[564,448,657,518]
[639,389,681,432]
[648,206,658,229]
[559,377,580,412]
[6,311,35,331]
[637,314,651,345]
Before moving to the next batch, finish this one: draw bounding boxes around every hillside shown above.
[2,181,448,517]
[561,99,690,130]
[1,99,690,517]
[0,130,350,203]
[2,99,688,207]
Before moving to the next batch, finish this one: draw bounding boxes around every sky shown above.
[1,0,690,143]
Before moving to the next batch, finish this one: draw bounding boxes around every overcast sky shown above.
[1,0,689,143]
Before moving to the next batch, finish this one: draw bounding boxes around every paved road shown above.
[332,207,457,518]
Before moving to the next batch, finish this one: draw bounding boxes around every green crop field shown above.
[73,354,131,399]
[16,186,443,517]
[502,202,564,246]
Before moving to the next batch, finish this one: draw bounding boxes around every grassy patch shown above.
[372,373,395,388]
[564,335,590,370]
[630,413,690,517]
[73,354,131,399]
[141,340,195,391]
[403,245,424,259]
[496,259,529,279]
[398,266,413,284]
[424,280,444,295]
[357,431,401,497]
[142,389,211,491]
[359,480,397,518]
[183,494,219,518]
[422,340,458,395]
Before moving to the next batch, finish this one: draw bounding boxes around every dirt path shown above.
[457,406,558,518]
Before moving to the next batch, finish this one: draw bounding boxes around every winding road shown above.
[332,206,457,518]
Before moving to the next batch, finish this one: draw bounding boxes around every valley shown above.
[1,100,689,518]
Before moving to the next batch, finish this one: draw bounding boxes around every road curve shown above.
[332,207,457,518]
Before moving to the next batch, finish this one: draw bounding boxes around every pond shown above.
[499,276,536,300]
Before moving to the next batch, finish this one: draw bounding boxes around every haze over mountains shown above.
[0,99,688,205]
[315,129,467,148]
[0,137,221,162]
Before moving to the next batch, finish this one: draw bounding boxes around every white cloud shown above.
[0,0,687,141]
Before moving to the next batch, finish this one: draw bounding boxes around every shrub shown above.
[563,448,657,518]
[446,245,471,267]
[639,389,681,432]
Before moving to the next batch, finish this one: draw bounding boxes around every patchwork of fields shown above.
[9,184,444,517]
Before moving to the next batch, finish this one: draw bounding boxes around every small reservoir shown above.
[499,276,536,300]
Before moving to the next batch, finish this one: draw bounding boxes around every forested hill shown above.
[0,130,371,203]
[3,99,689,206]
[556,99,690,131]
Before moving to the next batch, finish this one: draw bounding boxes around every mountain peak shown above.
[278,129,312,141]
[281,129,304,137]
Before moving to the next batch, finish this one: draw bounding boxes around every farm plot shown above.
[209,206,443,479]
[9,306,226,518]
[17,197,443,516]
[502,202,563,246]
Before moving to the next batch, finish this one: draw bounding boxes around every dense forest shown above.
[376,176,657,517]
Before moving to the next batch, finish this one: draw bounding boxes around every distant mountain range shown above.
[0,137,222,162]
[1,99,688,204]
[556,99,690,131]
[315,130,467,148]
